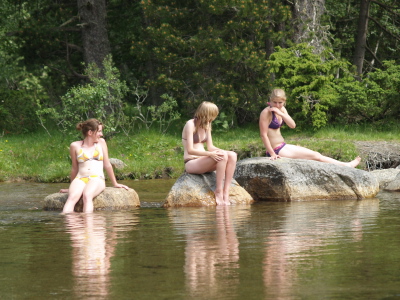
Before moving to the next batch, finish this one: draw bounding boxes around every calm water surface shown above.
[1,180,400,299]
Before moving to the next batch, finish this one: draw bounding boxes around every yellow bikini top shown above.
[77,143,103,163]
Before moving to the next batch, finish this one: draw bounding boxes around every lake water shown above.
[1,180,400,299]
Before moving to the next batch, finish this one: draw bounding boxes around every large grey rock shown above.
[385,174,400,191]
[163,172,254,207]
[370,168,400,189]
[234,157,379,201]
[44,187,140,211]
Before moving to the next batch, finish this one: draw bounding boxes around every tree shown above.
[77,0,111,72]
[353,0,370,78]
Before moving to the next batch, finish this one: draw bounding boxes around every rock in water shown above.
[163,172,254,207]
[44,187,140,211]
[234,157,379,201]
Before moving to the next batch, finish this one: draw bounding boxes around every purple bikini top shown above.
[269,112,284,129]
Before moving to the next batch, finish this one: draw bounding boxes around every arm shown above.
[272,106,296,129]
[259,108,278,159]
[100,138,129,190]
[183,120,223,161]
[59,142,79,193]
[69,142,79,180]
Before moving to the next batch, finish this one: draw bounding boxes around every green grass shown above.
[1,123,399,182]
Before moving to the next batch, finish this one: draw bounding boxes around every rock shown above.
[43,187,140,211]
[109,158,127,169]
[234,157,379,201]
[370,168,400,189]
[163,172,254,207]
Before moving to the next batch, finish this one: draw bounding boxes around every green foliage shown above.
[332,61,400,123]
[38,55,129,135]
[125,86,181,134]
[133,0,294,123]
[268,43,349,128]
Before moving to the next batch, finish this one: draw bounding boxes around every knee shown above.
[313,152,324,161]
[228,151,237,162]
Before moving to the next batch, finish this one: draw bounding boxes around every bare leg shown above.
[185,154,230,205]
[214,152,228,205]
[222,151,237,205]
[62,179,86,213]
[279,144,361,168]
[82,179,106,213]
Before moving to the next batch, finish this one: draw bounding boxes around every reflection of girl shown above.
[259,89,361,167]
[60,119,128,213]
[182,102,237,205]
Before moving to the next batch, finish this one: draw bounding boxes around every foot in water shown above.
[223,192,231,205]
[215,190,225,205]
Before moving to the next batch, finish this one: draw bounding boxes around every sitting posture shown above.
[259,89,361,167]
[61,119,128,213]
[182,101,237,205]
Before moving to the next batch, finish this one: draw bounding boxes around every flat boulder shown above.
[370,168,400,191]
[163,172,254,207]
[44,187,140,211]
[234,157,379,201]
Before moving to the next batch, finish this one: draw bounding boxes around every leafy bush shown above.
[0,89,39,133]
[268,43,349,128]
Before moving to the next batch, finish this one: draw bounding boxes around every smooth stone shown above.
[234,157,379,201]
[370,168,400,189]
[163,172,254,207]
[43,187,140,211]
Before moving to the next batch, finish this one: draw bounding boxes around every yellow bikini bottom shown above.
[75,175,105,184]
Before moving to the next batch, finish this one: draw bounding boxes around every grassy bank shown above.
[1,123,399,183]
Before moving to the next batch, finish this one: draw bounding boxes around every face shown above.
[270,98,285,109]
[89,125,103,141]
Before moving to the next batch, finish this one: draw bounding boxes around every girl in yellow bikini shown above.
[60,119,129,213]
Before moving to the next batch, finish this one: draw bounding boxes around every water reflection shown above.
[262,199,380,299]
[169,205,251,299]
[64,212,138,299]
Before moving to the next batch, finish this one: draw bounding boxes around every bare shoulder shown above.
[183,119,195,131]
[70,140,81,149]
[260,107,271,119]
[98,138,108,148]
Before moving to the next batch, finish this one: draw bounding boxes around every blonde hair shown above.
[76,118,103,137]
[194,101,219,132]
[270,89,287,102]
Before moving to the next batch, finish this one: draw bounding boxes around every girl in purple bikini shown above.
[259,89,361,167]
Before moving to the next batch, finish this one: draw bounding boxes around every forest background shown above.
[0,0,399,181]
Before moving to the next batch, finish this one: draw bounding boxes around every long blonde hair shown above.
[194,101,219,133]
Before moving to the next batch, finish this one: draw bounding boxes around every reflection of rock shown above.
[234,157,379,201]
[163,172,254,207]
[370,168,400,190]
[43,187,140,211]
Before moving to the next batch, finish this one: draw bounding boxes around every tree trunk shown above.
[77,0,110,71]
[353,0,370,78]
[292,0,327,54]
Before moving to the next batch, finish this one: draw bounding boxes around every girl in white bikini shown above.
[60,119,128,213]
[259,89,361,167]
[182,102,237,205]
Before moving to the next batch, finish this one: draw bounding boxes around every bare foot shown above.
[348,156,361,168]
[215,191,224,205]
[223,192,231,205]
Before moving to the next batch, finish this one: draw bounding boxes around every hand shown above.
[114,183,130,190]
[210,150,225,162]
[269,154,280,161]
[59,189,69,193]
